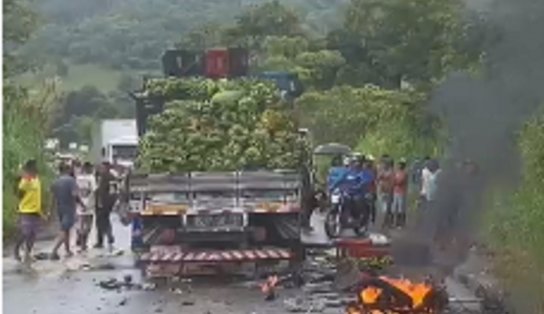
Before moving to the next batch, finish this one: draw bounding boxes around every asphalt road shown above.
[3,215,340,314]
[3,214,481,314]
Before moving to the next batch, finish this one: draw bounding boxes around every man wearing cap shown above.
[14,159,43,264]
[330,155,371,226]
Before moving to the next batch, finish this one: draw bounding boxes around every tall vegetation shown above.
[3,0,58,237]
[486,112,544,310]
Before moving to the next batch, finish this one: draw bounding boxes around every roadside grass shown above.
[482,113,544,311]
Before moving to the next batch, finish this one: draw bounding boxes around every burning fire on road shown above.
[346,274,448,314]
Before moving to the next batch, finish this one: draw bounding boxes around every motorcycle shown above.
[324,189,369,238]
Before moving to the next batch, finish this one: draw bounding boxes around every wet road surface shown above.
[4,214,481,314]
[3,216,339,314]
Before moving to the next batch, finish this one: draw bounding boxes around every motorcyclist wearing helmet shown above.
[327,155,349,192]
[330,154,372,225]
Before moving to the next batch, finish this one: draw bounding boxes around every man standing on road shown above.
[420,159,441,208]
[378,158,395,229]
[50,163,85,260]
[95,162,116,250]
[14,159,43,265]
[75,162,97,251]
[362,156,377,225]
[392,159,408,228]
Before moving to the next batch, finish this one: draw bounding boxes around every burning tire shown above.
[348,274,449,314]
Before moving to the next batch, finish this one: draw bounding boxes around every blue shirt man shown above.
[331,166,371,197]
[327,166,348,192]
[360,167,375,195]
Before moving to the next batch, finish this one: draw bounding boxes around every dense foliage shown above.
[297,85,441,157]
[138,78,304,171]
[21,0,347,70]
[51,85,135,147]
[3,0,57,237]
[486,111,544,309]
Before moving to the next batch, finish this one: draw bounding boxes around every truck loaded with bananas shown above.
[136,77,307,172]
[129,77,311,276]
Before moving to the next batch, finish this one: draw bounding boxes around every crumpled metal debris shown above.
[98,275,140,291]
[283,297,325,313]
[98,278,123,290]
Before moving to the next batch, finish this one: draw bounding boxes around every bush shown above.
[486,110,544,309]
[297,85,442,157]
[3,84,56,239]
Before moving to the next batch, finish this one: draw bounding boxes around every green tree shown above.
[3,0,40,77]
[51,85,124,146]
[222,1,304,49]
[3,1,59,238]
[294,50,345,90]
[176,23,225,50]
[296,85,439,156]
[340,0,482,88]
[235,1,302,38]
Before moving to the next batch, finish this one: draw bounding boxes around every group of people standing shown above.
[323,153,441,232]
[14,158,122,265]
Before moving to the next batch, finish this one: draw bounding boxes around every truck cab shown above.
[103,135,139,169]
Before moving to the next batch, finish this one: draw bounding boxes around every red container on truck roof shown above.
[205,48,249,79]
[205,48,229,78]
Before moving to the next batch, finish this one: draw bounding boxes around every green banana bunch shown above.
[137,78,301,172]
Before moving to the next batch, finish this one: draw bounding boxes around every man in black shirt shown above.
[94,162,116,250]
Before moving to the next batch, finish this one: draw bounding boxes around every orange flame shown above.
[353,276,436,314]
[380,277,432,308]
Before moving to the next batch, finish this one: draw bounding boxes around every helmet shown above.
[343,156,351,166]
[349,153,362,166]
[351,152,362,159]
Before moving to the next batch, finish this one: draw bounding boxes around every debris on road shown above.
[181,300,195,306]
[123,274,133,285]
[143,282,157,291]
[283,297,325,313]
[98,278,123,290]
[98,275,141,291]
[34,252,50,260]
[118,297,128,306]
[261,275,279,301]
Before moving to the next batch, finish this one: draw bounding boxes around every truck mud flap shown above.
[140,247,293,263]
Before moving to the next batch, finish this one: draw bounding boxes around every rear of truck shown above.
[128,170,303,277]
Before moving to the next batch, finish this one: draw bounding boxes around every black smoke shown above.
[426,0,544,270]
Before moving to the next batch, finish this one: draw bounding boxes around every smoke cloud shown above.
[426,0,544,269]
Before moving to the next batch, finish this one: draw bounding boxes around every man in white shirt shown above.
[75,162,97,251]
[420,159,441,204]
